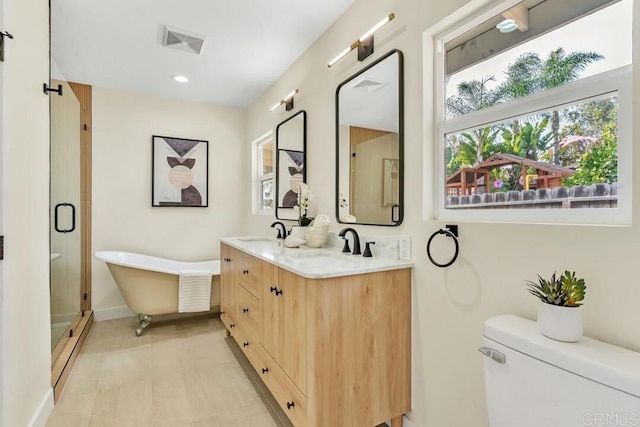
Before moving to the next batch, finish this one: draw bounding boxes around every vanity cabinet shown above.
[220,242,411,427]
[263,266,307,393]
[221,245,263,341]
[220,244,236,330]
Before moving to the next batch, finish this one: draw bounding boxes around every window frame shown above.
[428,0,632,226]
[252,131,275,215]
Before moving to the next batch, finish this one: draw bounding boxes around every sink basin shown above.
[237,236,277,242]
[285,250,334,259]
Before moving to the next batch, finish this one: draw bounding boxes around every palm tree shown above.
[500,48,603,164]
[446,75,505,117]
[446,76,505,165]
[541,48,604,163]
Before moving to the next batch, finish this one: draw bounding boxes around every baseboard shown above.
[29,388,54,427]
[385,415,417,427]
[51,312,77,325]
[92,306,135,322]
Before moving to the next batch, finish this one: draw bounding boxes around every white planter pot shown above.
[537,302,583,342]
[305,225,329,248]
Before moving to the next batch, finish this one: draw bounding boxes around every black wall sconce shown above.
[327,13,395,68]
[269,89,299,112]
[0,30,14,62]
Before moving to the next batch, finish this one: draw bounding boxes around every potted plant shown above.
[525,270,586,342]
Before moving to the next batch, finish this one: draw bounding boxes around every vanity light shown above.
[327,12,395,68]
[171,74,189,83]
[269,89,299,112]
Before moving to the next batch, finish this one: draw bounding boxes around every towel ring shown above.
[426,227,459,268]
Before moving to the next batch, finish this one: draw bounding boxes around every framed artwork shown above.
[382,158,399,206]
[277,149,304,208]
[152,135,208,207]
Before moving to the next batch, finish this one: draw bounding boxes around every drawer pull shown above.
[243,307,249,313]
[275,289,283,296]
[224,257,231,262]
[286,401,295,410]
[243,269,249,274]
[220,310,225,316]
[270,286,277,293]
[230,323,235,328]
[262,368,269,374]
[243,342,249,347]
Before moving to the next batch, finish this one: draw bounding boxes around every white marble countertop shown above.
[220,236,414,279]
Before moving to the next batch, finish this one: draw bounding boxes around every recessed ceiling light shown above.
[496,18,518,33]
[171,75,189,83]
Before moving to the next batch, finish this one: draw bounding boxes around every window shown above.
[430,0,632,225]
[253,132,274,213]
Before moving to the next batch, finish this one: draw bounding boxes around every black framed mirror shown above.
[336,50,404,226]
[275,110,307,220]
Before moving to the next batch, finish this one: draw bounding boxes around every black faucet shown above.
[338,227,361,255]
[270,221,287,240]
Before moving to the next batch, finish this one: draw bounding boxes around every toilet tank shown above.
[482,315,640,427]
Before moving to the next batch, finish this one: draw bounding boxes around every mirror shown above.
[336,50,403,226]
[275,110,307,220]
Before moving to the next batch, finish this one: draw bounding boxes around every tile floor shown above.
[46,314,279,427]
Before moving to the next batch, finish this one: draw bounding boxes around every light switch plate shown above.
[398,237,411,261]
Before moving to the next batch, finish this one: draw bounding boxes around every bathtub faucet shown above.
[270,221,288,240]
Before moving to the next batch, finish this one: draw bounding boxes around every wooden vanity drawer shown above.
[232,323,261,372]
[237,252,262,299]
[237,285,262,341]
[258,346,307,427]
[220,310,237,335]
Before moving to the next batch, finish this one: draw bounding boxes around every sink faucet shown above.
[338,227,361,255]
[270,221,287,240]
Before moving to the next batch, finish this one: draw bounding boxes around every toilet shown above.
[481,315,640,427]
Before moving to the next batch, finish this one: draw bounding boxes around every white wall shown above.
[246,0,640,426]
[91,87,247,317]
[1,0,53,425]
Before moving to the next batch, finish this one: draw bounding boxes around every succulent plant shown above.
[525,270,586,307]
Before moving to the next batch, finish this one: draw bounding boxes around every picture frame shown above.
[277,149,305,209]
[152,135,208,207]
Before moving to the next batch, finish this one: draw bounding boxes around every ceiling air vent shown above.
[350,76,387,93]
[161,25,206,55]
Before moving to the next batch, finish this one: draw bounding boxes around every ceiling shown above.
[51,0,355,108]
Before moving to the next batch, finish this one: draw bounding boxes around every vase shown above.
[537,302,583,342]
[289,225,308,240]
[305,225,329,248]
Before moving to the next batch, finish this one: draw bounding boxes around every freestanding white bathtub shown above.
[95,251,221,336]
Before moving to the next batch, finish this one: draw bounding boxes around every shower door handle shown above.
[55,203,76,233]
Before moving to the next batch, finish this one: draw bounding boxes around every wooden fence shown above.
[446,183,618,209]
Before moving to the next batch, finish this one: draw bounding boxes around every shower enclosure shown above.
[50,78,82,350]
[48,75,93,401]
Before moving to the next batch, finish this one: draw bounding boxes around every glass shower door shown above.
[50,78,82,351]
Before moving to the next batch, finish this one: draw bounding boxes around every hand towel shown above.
[178,270,213,313]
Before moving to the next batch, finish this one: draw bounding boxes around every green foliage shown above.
[446,75,505,117]
[446,47,608,174]
[563,127,618,186]
[525,271,586,307]
[500,117,553,160]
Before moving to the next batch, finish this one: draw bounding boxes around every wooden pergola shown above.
[447,153,575,196]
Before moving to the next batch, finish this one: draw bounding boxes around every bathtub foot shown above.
[135,313,151,337]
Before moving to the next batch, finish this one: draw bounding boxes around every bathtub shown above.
[95,251,221,335]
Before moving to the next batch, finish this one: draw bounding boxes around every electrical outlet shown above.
[398,237,411,261]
